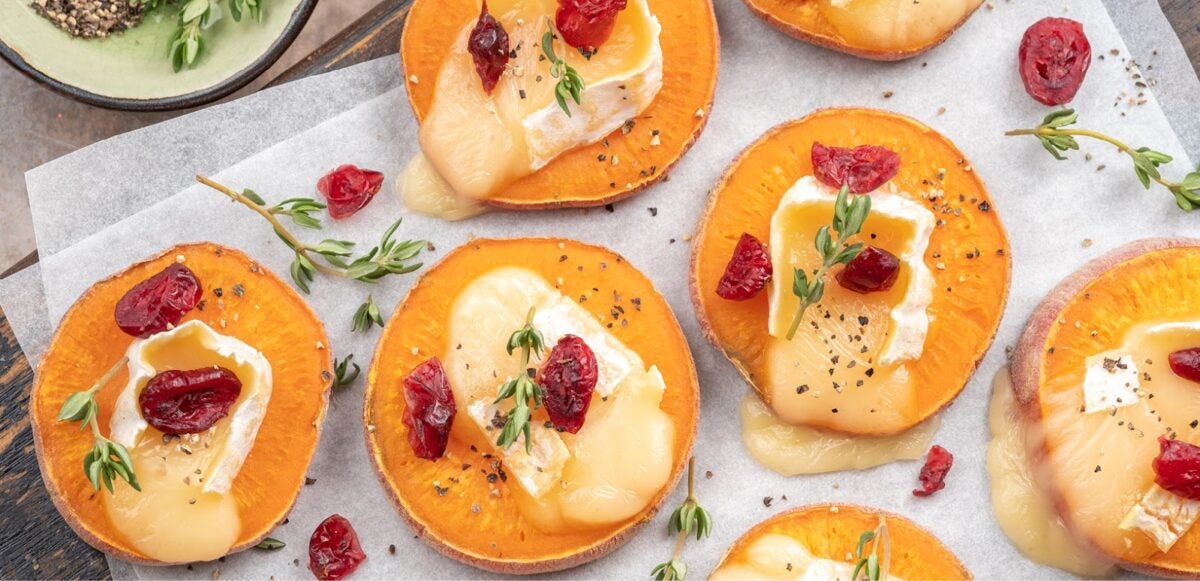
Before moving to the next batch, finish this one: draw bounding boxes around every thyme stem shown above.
[1004,127,1180,190]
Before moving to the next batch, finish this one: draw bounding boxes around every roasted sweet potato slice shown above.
[365,238,699,574]
[1012,238,1200,577]
[691,108,1010,436]
[743,0,983,61]
[712,503,971,579]
[31,243,332,564]
[400,0,719,209]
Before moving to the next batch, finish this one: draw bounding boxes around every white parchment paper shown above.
[5,0,1200,579]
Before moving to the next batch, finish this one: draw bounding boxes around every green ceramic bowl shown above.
[0,0,316,110]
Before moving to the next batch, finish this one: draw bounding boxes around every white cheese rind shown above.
[467,399,568,497]
[109,320,272,494]
[1081,353,1140,414]
[524,1,662,169]
[1120,484,1200,552]
[768,176,935,364]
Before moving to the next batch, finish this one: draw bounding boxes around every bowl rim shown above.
[0,0,318,112]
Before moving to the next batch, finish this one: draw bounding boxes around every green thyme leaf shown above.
[255,537,286,550]
[333,354,361,388]
[351,295,385,333]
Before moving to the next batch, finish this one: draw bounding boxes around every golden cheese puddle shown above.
[986,366,1116,577]
[739,392,937,475]
[398,153,489,221]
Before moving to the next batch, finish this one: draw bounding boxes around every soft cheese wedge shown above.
[366,238,699,574]
[31,244,332,565]
[742,0,983,60]
[692,108,1010,436]
[1012,238,1200,576]
[401,0,719,208]
[711,504,970,580]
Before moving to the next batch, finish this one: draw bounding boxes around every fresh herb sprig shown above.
[851,520,891,581]
[784,185,870,340]
[494,308,546,453]
[138,0,264,72]
[58,357,141,494]
[333,354,361,388]
[196,175,425,295]
[540,30,586,117]
[651,458,712,581]
[351,295,385,333]
[1006,109,1200,211]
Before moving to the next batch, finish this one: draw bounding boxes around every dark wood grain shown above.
[2,1,1199,578]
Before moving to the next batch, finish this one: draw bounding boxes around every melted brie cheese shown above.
[103,320,271,562]
[739,393,936,475]
[710,532,908,581]
[444,267,674,531]
[417,0,662,201]
[1121,484,1200,553]
[819,0,983,53]
[768,176,934,364]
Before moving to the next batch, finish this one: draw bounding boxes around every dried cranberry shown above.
[317,164,385,220]
[913,445,953,497]
[1018,17,1091,106]
[1169,348,1200,384]
[309,514,366,580]
[811,142,901,194]
[556,0,628,54]
[139,367,242,434]
[538,335,598,433]
[716,233,772,301]
[114,263,203,338]
[468,1,509,94]
[1153,436,1200,500]
[402,358,456,460]
[836,246,900,294]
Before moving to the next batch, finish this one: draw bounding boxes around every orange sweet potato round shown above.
[400,0,719,209]
[31,243,333,565]
[743,0,983,61]
[364,238,699,574]
[713,503,971,579]
[1012,238,1200,578]
[691,108,1010,436]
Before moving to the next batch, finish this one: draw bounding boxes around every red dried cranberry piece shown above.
[1153,436,1200,501]
[1018,17,1091,106]
[836,246,900,294]
[309,514,366,580]
[716,233,772,301]
[811,142,901,194]
[317,164,385,220]
[913,445,954,497]
[114,263,203,338]
[556,0,628,54]
[468,1,510,94]
[402,358,457,460]
[1169,348,1200,384]
[538,335,598,433]
[139,367,242,434]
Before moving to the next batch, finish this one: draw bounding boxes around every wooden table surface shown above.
[1,2,1198,578]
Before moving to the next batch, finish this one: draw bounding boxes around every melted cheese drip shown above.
[444,267,674,532]
[102,322,271,563]
[1037,321,1200,560]
[417,0,662,202]
[765,178,934,431]
[739,393,937,475]
[710,532,908,581]
[986,366,1116,577]
[820,0,982,53]
[398,153,488,221]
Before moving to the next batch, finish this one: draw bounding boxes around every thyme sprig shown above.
[851,519,891,581]
[58,357,141,494]
[494,307,546,453]
[541,30,585,117]
[196,175,425,296]
[333,354,361,388]
[351,295,385,333]
[1006,109,1200,211]
[785,185,870,340]
[139,0,264,72]
[651,458,711,581]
